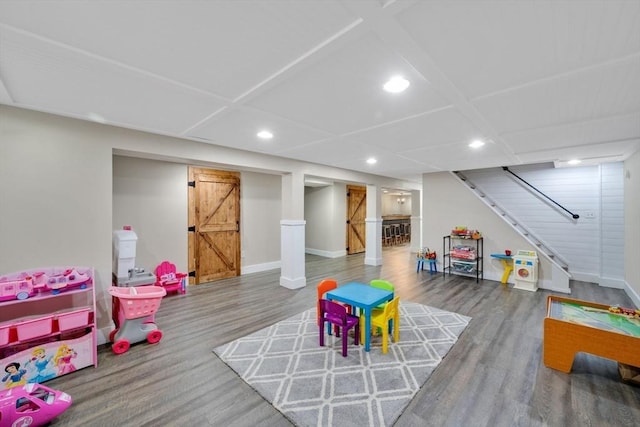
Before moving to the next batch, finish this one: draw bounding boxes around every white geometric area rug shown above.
[213,301,470,427]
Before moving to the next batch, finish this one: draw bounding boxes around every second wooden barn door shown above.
[346,185,366,255]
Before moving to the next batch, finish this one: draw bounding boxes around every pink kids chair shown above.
[154,261,187,295]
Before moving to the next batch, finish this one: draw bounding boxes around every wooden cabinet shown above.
[0,267,97,387]
[443,236,483,283]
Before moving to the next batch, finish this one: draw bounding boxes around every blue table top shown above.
[491,254,513,260]
[325,282,393,309]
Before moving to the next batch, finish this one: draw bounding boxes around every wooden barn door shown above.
[346,185,366,255]
[188,167,241,284]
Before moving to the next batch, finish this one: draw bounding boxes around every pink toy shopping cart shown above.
[108,285,167,354]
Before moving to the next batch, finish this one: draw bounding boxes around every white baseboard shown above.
[305,248,347,258]
[598,276,626,289]
[623,280,640,307]
[241,261,281,275]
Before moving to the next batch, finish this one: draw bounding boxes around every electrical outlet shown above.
[584,212,596,218]
[241,251,246,258]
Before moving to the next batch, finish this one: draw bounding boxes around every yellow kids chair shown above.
[360,296,400,354]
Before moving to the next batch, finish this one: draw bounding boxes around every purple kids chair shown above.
[319,299,360,357]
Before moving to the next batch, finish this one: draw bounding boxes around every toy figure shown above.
[2,362,28,388]
[54,344,77,375]
[26,347,57,383]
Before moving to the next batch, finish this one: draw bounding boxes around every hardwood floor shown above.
[48,246,639,426]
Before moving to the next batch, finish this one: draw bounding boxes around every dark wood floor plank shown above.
[45,246,639,426]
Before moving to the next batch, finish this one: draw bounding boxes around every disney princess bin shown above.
[513,250,539,292]
[108,286,166,354]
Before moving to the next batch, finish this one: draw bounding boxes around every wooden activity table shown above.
[543,295,640,373]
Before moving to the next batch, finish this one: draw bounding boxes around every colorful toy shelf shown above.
[0,267,97,389]
[443,234,484,283]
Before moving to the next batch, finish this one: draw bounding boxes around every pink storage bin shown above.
[15,315,54,341]
[0,322,11,346]
[56,307,91,332]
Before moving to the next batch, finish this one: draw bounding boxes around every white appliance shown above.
[113,228,138,281]
[513,250,539,292]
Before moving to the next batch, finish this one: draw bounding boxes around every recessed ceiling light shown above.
[383,76,410,93]
[257,130,273,139]
[567,159,581,165]
[469,140,485,148]
[366,157,377,165]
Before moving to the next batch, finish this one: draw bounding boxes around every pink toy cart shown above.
[108,286,166,355]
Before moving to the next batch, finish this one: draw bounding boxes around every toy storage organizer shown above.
[0,267,97,388]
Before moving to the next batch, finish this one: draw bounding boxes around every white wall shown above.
[600,162,625,287]
[304,183,346,257]
[113,159,282,275]
[382,193,412,215]
[422,172,554,286]
[0,107,114,337]
[240,171,282,271]
[113,156,188,273]
[624,150,640,306]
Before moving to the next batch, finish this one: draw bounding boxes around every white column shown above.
[410,189,422,254]
[280,171,306,289]
[365,184,382,266]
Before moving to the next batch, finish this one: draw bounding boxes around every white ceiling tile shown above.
[516,139,640,164]
[0,1,359,99]
[402,140,516,171]
[0,27,226,134]
[396,0,640,98]
[247,32,450,134]
[473,57,640,134]
[187,106,333,154]
[504,113,640,154]
[349,107,482,152]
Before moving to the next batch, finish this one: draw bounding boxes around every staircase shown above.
[452,171,572,293]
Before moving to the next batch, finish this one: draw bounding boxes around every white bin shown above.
[113,229,138,279]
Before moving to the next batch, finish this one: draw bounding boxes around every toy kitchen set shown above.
[112,227,157,288]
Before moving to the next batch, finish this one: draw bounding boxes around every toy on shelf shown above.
[108,286,167,355]
[0,275,35,302]
[154,261,187,295]
[0,382,72,427]
[41,269,91,295]
[0,268,92,301]
[450,226,482,240]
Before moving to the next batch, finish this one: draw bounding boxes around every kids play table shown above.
[326,282,394,352]
[543,295,640,373]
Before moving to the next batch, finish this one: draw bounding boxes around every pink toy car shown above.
[0,383,72,427]
[0,276,35,302]
[43,269,91,295]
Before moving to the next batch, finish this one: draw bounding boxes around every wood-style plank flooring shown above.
[48,246,640,426]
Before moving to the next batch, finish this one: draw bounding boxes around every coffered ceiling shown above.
[1,1,639,183]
